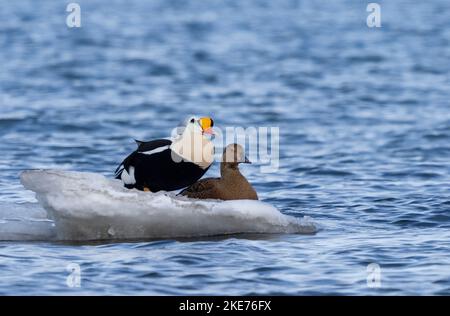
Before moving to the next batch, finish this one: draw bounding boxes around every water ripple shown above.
[0,0,450,295]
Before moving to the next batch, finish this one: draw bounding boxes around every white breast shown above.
[170,132,214,169]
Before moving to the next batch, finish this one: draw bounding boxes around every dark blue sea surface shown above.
[1,0,450,295]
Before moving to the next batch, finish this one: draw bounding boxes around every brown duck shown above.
[179,144,258,200]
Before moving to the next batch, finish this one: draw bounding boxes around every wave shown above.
[19,170,316,241]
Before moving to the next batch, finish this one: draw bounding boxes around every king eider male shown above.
[115,116,215,192]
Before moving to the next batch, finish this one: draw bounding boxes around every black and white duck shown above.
[115,116,215,192]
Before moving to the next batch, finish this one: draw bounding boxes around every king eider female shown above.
[179,143,258,200]
[115,116,215,192]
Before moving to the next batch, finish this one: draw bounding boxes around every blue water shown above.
[1,0,450,295]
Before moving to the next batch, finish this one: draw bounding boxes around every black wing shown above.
[115,139,172,179]
[135,139,172,153]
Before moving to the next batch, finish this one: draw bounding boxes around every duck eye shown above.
[190,118,195,123]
